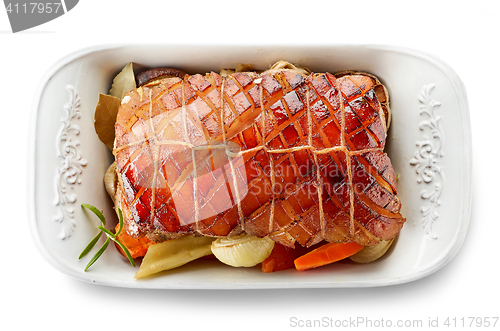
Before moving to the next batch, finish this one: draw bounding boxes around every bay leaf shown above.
[109,62,136,99]
[94,93,121,150]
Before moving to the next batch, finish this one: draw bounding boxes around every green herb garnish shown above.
[79,204,135,271]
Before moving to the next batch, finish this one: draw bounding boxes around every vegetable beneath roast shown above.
[112,64,405,252]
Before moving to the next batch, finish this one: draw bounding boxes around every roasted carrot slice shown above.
[114,224,155,259]
[262,243,298,273]
[294,242,364,271]
[262,242,324,273]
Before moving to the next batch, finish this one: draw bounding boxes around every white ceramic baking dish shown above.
[28,44,472,288]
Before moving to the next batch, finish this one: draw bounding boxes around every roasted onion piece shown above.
[349,239,395,263]
[211,233,274,267]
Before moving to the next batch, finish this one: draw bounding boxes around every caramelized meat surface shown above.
[114,69,405,247]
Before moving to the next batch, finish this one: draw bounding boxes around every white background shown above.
[1,1,497,330]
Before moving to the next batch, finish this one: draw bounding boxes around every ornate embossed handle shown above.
[54,85,87,240]
[410,84,444,239]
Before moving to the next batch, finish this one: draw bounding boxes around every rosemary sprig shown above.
[79,204,135,271]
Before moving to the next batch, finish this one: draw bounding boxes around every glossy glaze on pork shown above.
[113,68,405,248]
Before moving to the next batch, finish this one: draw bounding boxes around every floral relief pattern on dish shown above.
[410,84,444,239]
[54,85,87,240]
